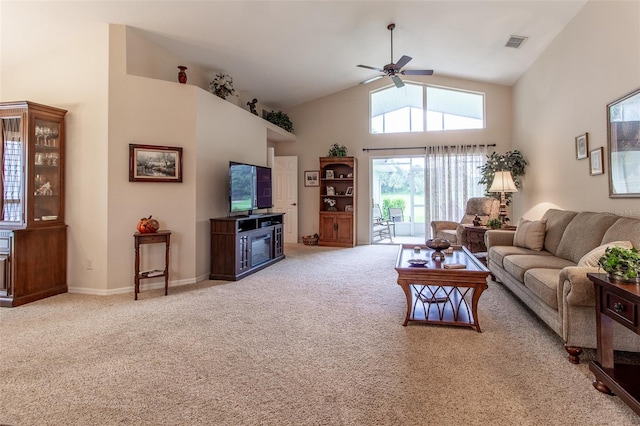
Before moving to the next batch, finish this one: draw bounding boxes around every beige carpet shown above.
[1,243,639,425]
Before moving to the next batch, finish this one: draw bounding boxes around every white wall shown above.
[282,76,512,244]
[513,0,640,220]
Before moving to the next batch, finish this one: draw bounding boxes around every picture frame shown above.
[326,170,334,179]
[304,170,319,187]
[129,144,183,182]
[590,147,604,176]
[607,87,640,197]
[345,186,354,196]
[326,186,335,196]
[575,133,589,160]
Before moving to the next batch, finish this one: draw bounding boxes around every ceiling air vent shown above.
[505,35,528,49]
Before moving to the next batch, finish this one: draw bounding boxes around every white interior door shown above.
[273,156,298,243]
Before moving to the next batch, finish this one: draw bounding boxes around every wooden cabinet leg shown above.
[565,345,583,364]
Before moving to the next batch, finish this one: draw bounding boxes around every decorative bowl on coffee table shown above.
[425,238,451,261]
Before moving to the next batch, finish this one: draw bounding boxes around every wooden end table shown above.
[395,245,491,332]
[464,226,489,253]
[134,230,171,300]
[588,273,640,416]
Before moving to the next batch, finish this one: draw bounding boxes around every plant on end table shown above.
[487,218,502,229]
[598,246,640,282]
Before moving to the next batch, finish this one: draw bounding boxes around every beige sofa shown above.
[485,209,640,363]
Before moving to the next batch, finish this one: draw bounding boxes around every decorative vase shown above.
[177,66,187,84]
[425,238,451,261]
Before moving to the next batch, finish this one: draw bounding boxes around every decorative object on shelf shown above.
[247,98,258,115]
[489,170,518,224]
[265,110,294,132]
[345,205,353,212]
[590,147,604,175]
[598,246,640,283]
[302,234,319,246]
[325,170,334,179]
[425,238,451,261]
[324,198,337,211]
[345,186,354,195]
[326,186,335,196]
[327,143,348,157]
[177,66,187,84]
[209,73,236,99]
[137,215,160,234]
[607,87,640,198]
[487,218,502,229]
[478,150,528,206]
[473,214,481,226]
[304,170,319,187]
[129,144,183,182]
[575,133,588,160]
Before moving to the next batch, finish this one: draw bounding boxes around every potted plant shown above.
[598,246,640,283]
[265,110,294,133]
[209,73,236,100]
[478,150,528,205]
[327,143,348,158]
[487,218,502,229]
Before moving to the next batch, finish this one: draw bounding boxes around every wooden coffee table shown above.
[395,244,491,332]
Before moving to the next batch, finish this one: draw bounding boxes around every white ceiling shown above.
[2,1,588,109]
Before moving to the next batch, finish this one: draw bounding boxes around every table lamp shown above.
[489,170,518,224]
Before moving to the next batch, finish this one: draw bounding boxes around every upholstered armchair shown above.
[430,197,500,245]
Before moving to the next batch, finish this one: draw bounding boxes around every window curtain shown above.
[424,144,488,230]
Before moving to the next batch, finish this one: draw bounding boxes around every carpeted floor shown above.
[1,243,639,425]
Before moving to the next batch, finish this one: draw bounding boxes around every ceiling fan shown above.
[357,23,434,88]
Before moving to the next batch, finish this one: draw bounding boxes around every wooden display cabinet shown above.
[318,156,356,247]
[0,101,68,307]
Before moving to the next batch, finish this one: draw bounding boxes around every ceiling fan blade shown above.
[391,75,404,88]
[395,55,412,70]
[357,64,384,72]
[360,75,385,85]
[402,69,434,76]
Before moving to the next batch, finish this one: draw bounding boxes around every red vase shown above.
[177,66,187,84]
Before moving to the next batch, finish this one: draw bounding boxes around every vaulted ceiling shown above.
[2,1,588,109]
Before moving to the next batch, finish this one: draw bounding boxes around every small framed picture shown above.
[575,133,589,160]
[345,205,354,212]
[129,144,183,182]
[345,186,354,195]
[304,170,319,187]
[590,147,604,175]
[326,186,335,196]
[326,170,334,179]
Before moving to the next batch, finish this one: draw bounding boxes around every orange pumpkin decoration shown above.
[137,215,159,233]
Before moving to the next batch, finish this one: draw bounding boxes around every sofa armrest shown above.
[484,229,515,250]
[430,220,459,236]
[558,266,599,308]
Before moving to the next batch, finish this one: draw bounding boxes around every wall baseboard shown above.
[68,274,211,296]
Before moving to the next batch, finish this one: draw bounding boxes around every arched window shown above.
[370,83,484,134]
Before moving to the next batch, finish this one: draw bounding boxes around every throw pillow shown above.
[577,240,633,267]
[513,218,547,251]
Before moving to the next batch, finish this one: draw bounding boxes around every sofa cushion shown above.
[541,209,579,256]
[555,212,621,263]
[578,240,633,267]
[513,218,547,251]
[488,246,551,268]
[503,254,575,282]
[601,217,640,248]
[524,268,561,309]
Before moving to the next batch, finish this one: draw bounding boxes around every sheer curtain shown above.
[425,144,488,228]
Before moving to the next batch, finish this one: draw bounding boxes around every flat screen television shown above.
[229,162,273,214]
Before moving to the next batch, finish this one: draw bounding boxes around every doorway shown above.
[371,156,426,244]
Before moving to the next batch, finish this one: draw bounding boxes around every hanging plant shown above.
[478,150,528,205]
[265,110,294,133]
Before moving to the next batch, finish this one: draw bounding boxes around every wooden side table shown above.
[134,230,171,300]
[588,273,640,416]
[464,226,489,253]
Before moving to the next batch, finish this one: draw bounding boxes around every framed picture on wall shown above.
[129,144,183,182]
[575,133,589,160]
[590,147,604,175]
[304,170,319,187]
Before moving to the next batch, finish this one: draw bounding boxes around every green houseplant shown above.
[327,143,348,157]
[265,110,294,133]
[478,150,528,205]
[487,218,502,229]
[598,247,640,282]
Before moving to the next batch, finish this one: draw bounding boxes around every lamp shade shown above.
[489,171,518,193]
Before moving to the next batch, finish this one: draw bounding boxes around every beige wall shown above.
[283,76,513,244]
[513,0,640,220]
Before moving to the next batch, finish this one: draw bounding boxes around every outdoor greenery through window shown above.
[370,83,484,134]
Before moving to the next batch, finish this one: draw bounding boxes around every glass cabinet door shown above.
[0,117,24,224]
[33,118,61,222]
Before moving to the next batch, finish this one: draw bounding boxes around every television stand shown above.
[210,213,285,281]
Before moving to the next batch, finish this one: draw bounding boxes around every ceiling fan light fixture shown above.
[505,35,528,49]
